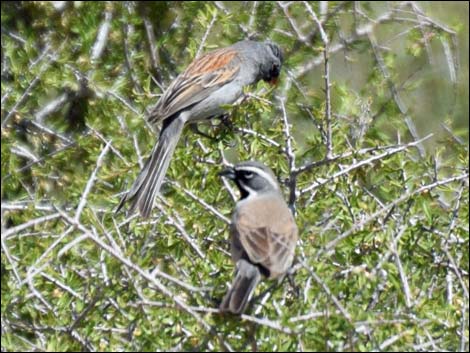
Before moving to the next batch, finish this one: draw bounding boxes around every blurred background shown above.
[330,1,468,143]
[1,2,468,352]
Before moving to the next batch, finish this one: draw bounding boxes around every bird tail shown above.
[220,259,261,314]
[116,117,184,218]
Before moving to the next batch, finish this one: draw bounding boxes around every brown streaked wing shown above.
[235,197,298,277]
[236,223,297,277]
[184,48,238,76]
[148,48,240,125]
[265,226,297,277]
[236,225,271,264]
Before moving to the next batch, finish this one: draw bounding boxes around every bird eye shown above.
[244,171,254,179]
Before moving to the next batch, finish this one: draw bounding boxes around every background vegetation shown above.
[1,1,468,351]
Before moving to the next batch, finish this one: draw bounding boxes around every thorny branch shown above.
[1,2,468,351]
[320,172,469,256]
[299,134,434,195]
[303,1,333,158]
[278,96,297,211]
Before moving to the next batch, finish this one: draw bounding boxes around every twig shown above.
[248,1,258,31]
[323,40,333,158]
[279,97,297,210]
[154,202,206,259]
[35,92,71,124]
[22,226,75,285]
[233,127,281,148]
[321,172,469,255]
[168,180,231,224]
[368,32,425,157]
[303,1,329,45]
[90,8,112,62]
[122,19,144,94]
[195,9,217,59]
[69,287,104,332]
[390,225,413,308]
[240,314,296,335]
[2,139,78,182]
[90,127,129,166]
[57,208,208,293]
[2,212,62,240]
[278,2,309,45]
[1,233,22,283]
[300,260,353,323]
[300,134,433,195]
[143,14,162,85]
[293,4,411,79]
[213,1,249,36]
[2,42,57,128]
[75,140,112,222]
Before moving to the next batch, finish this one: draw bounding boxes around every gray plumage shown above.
[117,41,283,218]
[219,161,298,314]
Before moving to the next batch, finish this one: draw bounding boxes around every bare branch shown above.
[278,96,297,210]
[154,202,206,259]
[300,134,433,195]
[2,212,62,240]
[196,10,218,59]
[321,172,469,255]
[75,140,112,222]
[90,8,112,62]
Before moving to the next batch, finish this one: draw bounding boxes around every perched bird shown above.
[117,40,283,218]
[219,161,298,314]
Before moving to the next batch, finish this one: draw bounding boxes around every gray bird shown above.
[117,41,283,218]
[219,161,298,314]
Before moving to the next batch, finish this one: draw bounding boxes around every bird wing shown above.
[148,47,241,124]
[234,197,298,278]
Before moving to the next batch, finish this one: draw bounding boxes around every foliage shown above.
[1,1,468,351]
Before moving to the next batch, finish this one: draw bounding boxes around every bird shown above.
[117,40,284,218]
[218,161,298,314]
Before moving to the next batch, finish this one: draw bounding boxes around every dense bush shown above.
[1,2,468,351]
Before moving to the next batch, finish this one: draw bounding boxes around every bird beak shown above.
[269,77,279,86]
[218,167,236,180]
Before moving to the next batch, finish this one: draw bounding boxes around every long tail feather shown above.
[220,259,261,314]
[116,118,184,218]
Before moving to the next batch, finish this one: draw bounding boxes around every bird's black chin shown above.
[238,186,250,199]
